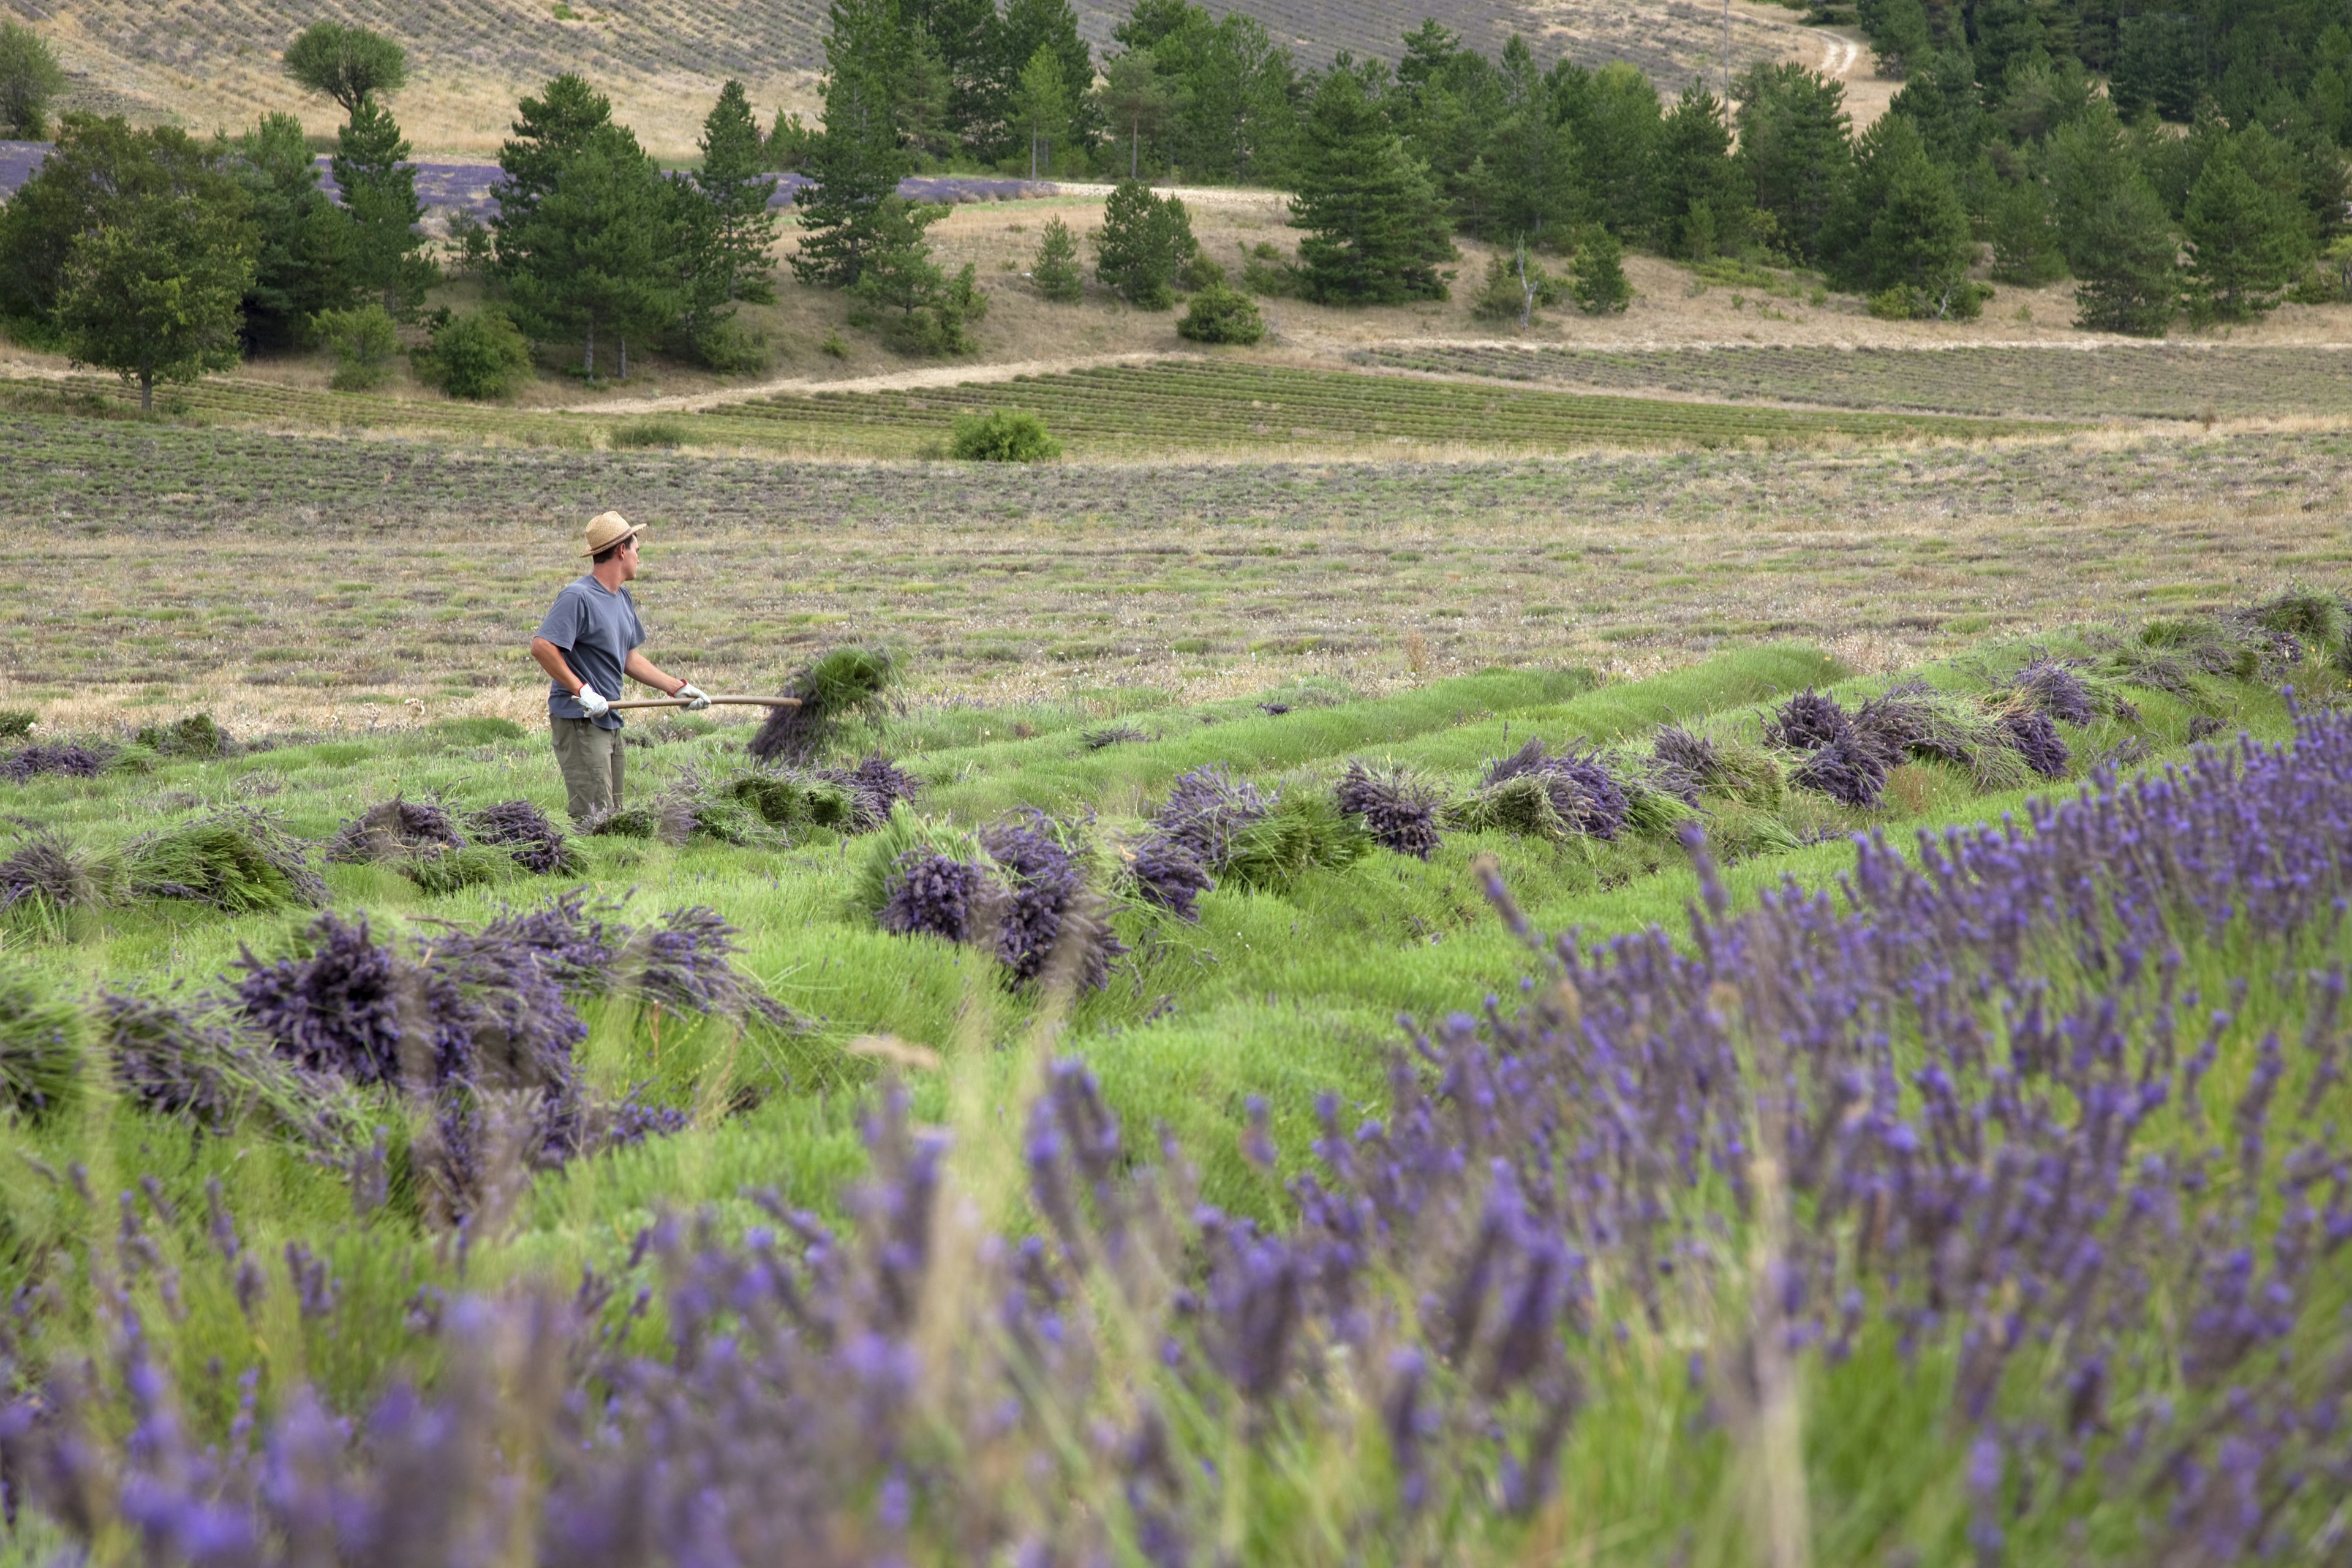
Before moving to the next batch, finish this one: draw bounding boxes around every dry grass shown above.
[5,410,2343,734]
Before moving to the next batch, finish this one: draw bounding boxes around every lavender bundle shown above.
[981,812,1123,991]
[1334,762,1442,860]
[878,849,995,941]
[2007,657,2100,725]
[1123,766,1267,918]
[326,796,468,864]
[1999,706,2071,778]
[0,742,108,783]
[1478,739,1630,840]
[126,809,324,913]
[1788,733,1888,807]
[0,831,115,927]
[465,799,582,876]
[1763,687,1850,750]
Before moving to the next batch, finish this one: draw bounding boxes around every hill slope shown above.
[6,0,1815,156]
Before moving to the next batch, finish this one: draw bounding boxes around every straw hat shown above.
[581,511,643,557]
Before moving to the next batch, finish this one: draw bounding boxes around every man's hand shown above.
[676,682,711,712]
[576,687,612,718]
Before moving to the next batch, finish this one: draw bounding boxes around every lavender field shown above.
[0,548,2341,1562]
[0,142,1051,221]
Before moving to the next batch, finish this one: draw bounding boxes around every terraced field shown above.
[1355,342,2352,422]
[1,360,2044,458]
[715,361,2047,452]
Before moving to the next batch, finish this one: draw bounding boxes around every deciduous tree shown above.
[282,21,407,117]
[0,20,66,139]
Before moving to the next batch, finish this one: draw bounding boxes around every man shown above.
[529,511,709,822]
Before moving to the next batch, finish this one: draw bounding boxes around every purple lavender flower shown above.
[1334,763,1442,859]
[1765,688,1850,750]
[2000,709,2070,778]
[878,848,992,941]
[1790,734,1888,807]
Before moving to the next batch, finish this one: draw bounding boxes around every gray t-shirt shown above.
[537,575,644,729]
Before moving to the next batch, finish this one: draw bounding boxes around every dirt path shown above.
[557,351,1202,415]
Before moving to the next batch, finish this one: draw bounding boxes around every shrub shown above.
[1469,247,1562,325]
[1868,280,1990,320]
[1238,240,1300,298]
[414,307,532,400]
[1031,216,1084,302]
[951,409,1061,462]
[748,646,901,766]
[2247,587,2351,662]
[0,966,82,1123]
[134,711,228,758]
[312,303,401,390]
[0,710,36,739]
[609,418,688,450]
[1177,284,1265,345]
[126,810,325,912]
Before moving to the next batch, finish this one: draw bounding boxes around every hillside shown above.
[4,0,1821,156]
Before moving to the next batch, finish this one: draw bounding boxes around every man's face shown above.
[614,537,640,582]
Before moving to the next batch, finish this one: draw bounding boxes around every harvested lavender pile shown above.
[0,742,109,783]
[747,646,898,764]
[1125,765,1266,919]
[326,796,467,864]
[982,812,1123,990]
[1333,761,1442,859]
[24,709,2352,1563]
[1448,739,1659,841]
[124,809,324,913]
[465,799,582,876]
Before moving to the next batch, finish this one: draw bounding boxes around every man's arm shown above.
[624,648,687,697]
[530,636,588,695]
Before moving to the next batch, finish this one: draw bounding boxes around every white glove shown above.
[575,687,611,718]
[676,682,711,712]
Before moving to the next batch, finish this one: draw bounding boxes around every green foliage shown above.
[1734,62,1853,263]
[1175,282,1264,344]
[0,20,65,140]
[1093,180,1196,308]
[851,802,989,921]
[1469,246,1561,325]
[846,198,987,355]
[677,80,781,362]
[1653,83,1749,260]
[491,74,616,245]
[2184,126,2312,323]
[55,143,260,414]
[1011,46,1072,176]
[0,966,82,1124]
[1442,773,1567,842]
[2071,176,2179,336]
[1986,175,2067,287]
[609,418,689,449]
[791,0,920,289]
[1826,113,1975,314]
[312,303,401,390]
[502,120,678,377]
[126,813,322,914]
[1219,793,1370,894]
[1102,4,1295,183]
[1291,66,1455,304]
[764,109,819,172]
[1031,217,1085,302]
[726,770,855,829]
[950,408,1060,461]
[1568,225,1632,314]
[401,844,513,895]
[223,113,359,351]
[281,21,407,116]
[1097,46,1174,180]
[586,804,658,839]
[134,713,228,758]
[1235,240,1300,297]
[413,308,533,399]
[331,99,437,320]
[0,711,33,740]
[2110,11,2203,122]
[2248,587,2351,660]
[432,717,526,745]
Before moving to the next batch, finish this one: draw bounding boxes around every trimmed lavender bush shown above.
[1335,762,1442,859]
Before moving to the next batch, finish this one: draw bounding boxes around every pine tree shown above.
[1650,81,1746,257]
[222,112,358,349]
[1826,113,1978,315]
[1290,64,1456,304]
[1011,47,1071,177]
[1733,62,1852,262]
[1567,225,1630,312]
[692,81,781,307]
[847,196,988,353]
[504,123,679,378]
[1093,179,1194,307]
[1031,215,1084,300]
[492,74,616,266]
[332,97,435,318]
[793,0,918,288]
[2183,129,2311,320]
[1098,48,1172,179]
[987,0,1096,162]
[1468,42,1585,245]
[2072,174,2177,336]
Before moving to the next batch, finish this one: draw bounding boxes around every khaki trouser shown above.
[550,717,625,822]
